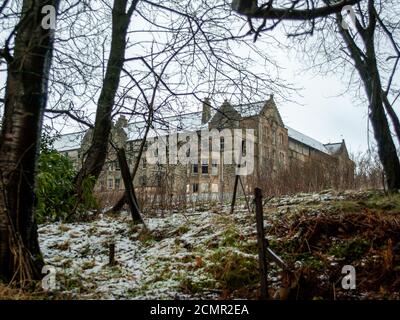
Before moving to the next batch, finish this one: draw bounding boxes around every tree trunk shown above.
[382,94,400,147]
[337,15,400,191]
[116,148,145,224]
[0,0,59,284]
[111,110,153,213]
[74,0,137,204]
[367,73,400,190]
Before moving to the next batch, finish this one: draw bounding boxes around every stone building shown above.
[54,96,354,201]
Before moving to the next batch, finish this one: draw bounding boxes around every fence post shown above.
[109,243,116,266]
[254,187,269,299]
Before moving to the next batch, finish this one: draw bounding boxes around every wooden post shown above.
[230,175,239,214]
[230,141,243,214]
[254,187,269,299]
[116,148,145,225]
[239,176,252,214]
[109,243,115,266]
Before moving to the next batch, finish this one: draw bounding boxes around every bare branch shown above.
[234,0,362,21]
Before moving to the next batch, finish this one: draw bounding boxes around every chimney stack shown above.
[202,97,211,124]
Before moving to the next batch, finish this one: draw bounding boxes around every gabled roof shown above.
[125,111,206,141]
[53,98,339,157]
[286,126,330,154]
[54,100,271,151]
[324,143,342,155]
[233,101,266,118]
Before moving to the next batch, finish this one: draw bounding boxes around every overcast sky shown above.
[275,54,370,155]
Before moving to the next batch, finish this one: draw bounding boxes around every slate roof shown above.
[53,131,85,152]
[324,143,342,155]
[285,126,330,154]
[233,101,266,118]
[54,100,335,156]
[125,112,206,141]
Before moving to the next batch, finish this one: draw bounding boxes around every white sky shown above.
[274,52,370,155]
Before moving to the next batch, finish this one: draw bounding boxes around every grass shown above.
[50,240,70,251]
[206,248,259,291]
[180,276,216,294]
[328,238,371,262]
[328,192,400,214]
[81,260,96,270]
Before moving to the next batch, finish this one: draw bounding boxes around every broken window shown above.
[108,178,113,189]
[201,160,208,174]
[115,178,121,189]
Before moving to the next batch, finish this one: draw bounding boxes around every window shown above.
[242,140,246,156]
[272,130,276,145]
[99,179,105,191]
[108,162,114,171]
[220,137,224,151]
[108,178,113,190]
[192,183,199,193]
[201,160,208,174]
[211,160,218,175]
[279,133,284,144]
[200,183,209,193]
[193,163,198,174]
[115,178,121,189]
[115,161,120,171]
[142,157,147,168]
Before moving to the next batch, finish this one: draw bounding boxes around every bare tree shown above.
[72,0,139,208]
[232,0,400,191]
[52,0,288,212]
[0,0,60,284]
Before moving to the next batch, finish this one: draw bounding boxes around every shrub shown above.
[36,150,76,223]
[35,149,97,223]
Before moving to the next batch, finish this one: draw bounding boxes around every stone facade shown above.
[54,96,354,200]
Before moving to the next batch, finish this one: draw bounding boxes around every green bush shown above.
[35,149,97,223]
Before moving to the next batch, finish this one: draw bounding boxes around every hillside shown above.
[2,189,400,300]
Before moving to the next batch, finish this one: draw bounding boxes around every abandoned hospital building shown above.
[54,96,354,200]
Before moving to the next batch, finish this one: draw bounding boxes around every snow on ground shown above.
[38,189,400,300]
[39,204,257,299]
